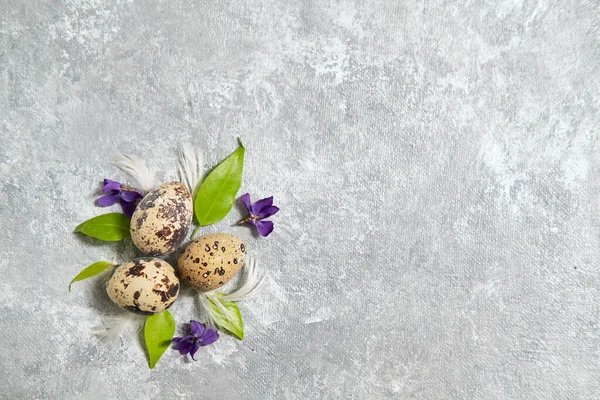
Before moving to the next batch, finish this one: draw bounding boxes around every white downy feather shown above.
[95,266,116,288]
[93,312,143,343]
[111,154,154,192]
[197,258,264,328]
[221,256,266,302]
[197,294,217,328]
[206,291,236,319]
[195,291,234,330]
[177,147,204,196]
[195,256,266,327]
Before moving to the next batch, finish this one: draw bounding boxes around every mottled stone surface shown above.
[1,1,599,398]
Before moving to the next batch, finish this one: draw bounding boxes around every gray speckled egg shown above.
[178,233,247,291]
[130,182,192,256]
[106,258,180,314]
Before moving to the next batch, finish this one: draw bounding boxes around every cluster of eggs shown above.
[106,182,246,314]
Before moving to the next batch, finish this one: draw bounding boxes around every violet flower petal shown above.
[189,341,201,360]
[201,329,219,346]
[257,206,279,219]
[245,218,258,227]
[174,336,195,355]
[118,199,137,218]
[251,196,274,214]
[176,334,195,344]
[240,193,252,212]
[255,220,274,237]
[102,179,121,193]
[120,189,142,203]
[190,320,205,337]
[176,341,194,356]
[98,193,119,207]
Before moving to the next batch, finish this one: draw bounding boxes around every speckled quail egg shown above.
[130,182,192,256]
[178,233,247,291]
[106,258,180,314]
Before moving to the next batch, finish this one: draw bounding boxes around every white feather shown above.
[206,292,236,318]
[93,312,142,343]
[221,256,266,302]
[195,292,226,329]
[195,293,216,328]
[177,147,204,196]
[193,257,265,331]
[95,267,115,288]
[194,290,239,331]
[111,154,154,192]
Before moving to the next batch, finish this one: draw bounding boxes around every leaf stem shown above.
[191,225,201,239]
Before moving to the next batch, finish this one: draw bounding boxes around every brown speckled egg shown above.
[106,258,180,314]
[130,182,192,256]
[178,233,247,291]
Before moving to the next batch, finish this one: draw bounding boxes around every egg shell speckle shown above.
[130,182,192,256]
[106,258,180,314]
[178,233,247,291]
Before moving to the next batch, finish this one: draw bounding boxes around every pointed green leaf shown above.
[69,261,115,292]
[194,141,245,226]
[208,296,244,340]
[74,213,131,241]
[144,310,176,369]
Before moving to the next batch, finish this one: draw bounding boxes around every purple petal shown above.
[240,193,252,213]
[118,199,137,218]
[255,220,274,237]
[244,218,257,227]
[251,196,273,214]
[257,206,279,219]
[174,336,195,355]
[189,341,201,360]
[97,193,119,207]
[172,336,183,344]
[102,179,121,194]
[200,329,219,346]
[120,189,142,203]
[190,320,206,337]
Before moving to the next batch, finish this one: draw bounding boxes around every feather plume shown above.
[177,147,204,196]
[221,256,266,302]
[93,312,142,343]
[111,154,154,192]
[195,291,234,329]
[195,292,217,329]
[194,256,265,331]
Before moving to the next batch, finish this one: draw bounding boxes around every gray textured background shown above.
[1,0,599,399]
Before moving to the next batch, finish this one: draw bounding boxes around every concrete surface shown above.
[1,0,599,399]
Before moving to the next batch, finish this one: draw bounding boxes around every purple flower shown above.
[239,193,279,237]
[97,179,143,217]
[172,321,219,360]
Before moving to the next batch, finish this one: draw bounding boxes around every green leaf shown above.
[69,261,115,292]
[144,310,176,369]
[208,295,244,340]
[74,213,131,241]
[194,141,245,226]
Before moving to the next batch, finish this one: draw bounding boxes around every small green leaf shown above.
[194,141,245,226]
[69,261,115,292]
[144,310,176,369]
[74,213,131,241]
[208,296,244,340]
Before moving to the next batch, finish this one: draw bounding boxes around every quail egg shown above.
[106,258,180,314]
[130,182,192,255]
[178,233,247,291]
